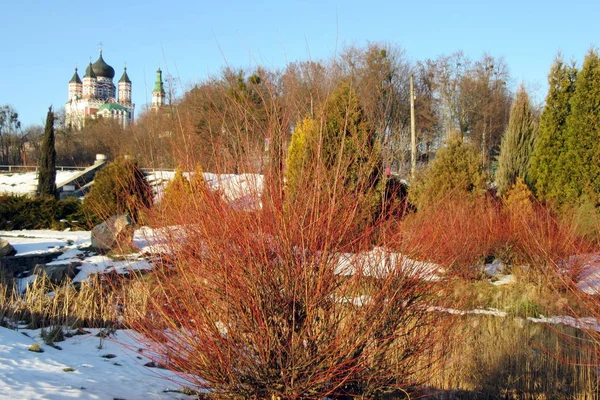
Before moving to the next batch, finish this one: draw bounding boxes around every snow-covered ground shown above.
[146,171,263,210]
[429,306,600,332]
[1,228,600,398]
[571,253,600,295]
[0,171,82,196]
[0,326,196,400]
[2,227,599,297]
[1,229,160,285]
[0,229,199,399]
[0,170,264,211]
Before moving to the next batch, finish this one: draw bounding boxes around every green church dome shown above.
[83,62,96,79]
[92,51,115,79]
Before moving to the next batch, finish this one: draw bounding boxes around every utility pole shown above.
[410,74,417,181]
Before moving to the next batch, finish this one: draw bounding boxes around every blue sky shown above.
[1,0,598,127]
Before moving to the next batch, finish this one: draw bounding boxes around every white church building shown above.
[65,50,166,129]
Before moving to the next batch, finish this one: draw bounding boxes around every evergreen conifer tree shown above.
[284,118,313,202]
[37,107,57,198]
[190,164,206,192]
[562,49,600,206]
[83,157,152,225]
[164,166,192,201]
[495,85,537,196]
[414,133,486,207]
[320,82,382,195]
[285,83,382,196]
[529,55,577,204]
[284,82,383,225]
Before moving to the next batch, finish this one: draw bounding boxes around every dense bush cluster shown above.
[0,195,84,230]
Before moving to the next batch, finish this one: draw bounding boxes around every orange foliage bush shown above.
[124,182,454,398]
[395,187,597,280]
[394,194,506,278]
[122,97,457,397]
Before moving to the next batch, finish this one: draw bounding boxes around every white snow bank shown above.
[335,247,443,280]
[0,171,81,195]
[0,326,196,399]
[0,229,164,283]
[571,253,600,295]
[430,306,600,332]
[492,274,516,286]
[0,170,264,210]
[1,230,90,256]
[146,171,263,210]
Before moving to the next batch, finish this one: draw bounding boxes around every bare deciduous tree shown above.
[0,105,23,165]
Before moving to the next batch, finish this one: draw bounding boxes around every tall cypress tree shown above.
[529,55,577,204]
[37,106,57,198]
[495,85,536,196]
[562,49,600,206]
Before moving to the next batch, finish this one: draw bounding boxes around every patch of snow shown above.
[0,230,90,256]
[335,247,443,280]
[492,274,515,286]
[528,315,600,332]
[429,306,507,317]
[46,248,85,265]
[0,326,198,399]
[430,306,600,332]
[573,253,600,295]
[146,171,263,210]
[132,225,187,256]
[72,256,152,283]
[1,229,157,284]
[0,171,81,195]
[1,171,264,210]
[17,275,38,294]
[337,295,373,306]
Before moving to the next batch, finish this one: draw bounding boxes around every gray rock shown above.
[0,238,16,257]
[33,262,80,283]
[480,258,505,277]
[91,214,134,251]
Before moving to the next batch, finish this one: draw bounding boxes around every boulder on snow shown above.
[480,258,505,277]
[33,262,81,283]
[0,238,16,257]
[91,214,134,251]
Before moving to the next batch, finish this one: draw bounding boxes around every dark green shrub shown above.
[382,176,414,218]
[0,195,85,230]
[495,86,537,196]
